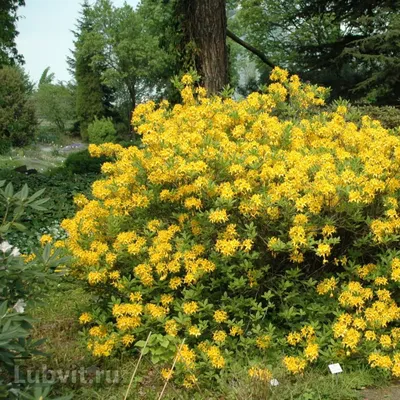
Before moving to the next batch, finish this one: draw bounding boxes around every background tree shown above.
[234,0,400,104]
[79,0,176,131]
[69,0,115,140]
[0,0,25,65]
[0,66,37,149]
[35,68,76,135]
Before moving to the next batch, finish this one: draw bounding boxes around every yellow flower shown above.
[287,332,302,345]
[160,294,174,306]
[181,74,193,85]
[270,66,289,83]
[368,353,393,369]
[316,243,331,262]
[256,335,271,349]
[283,356,307,374]
[183,301,199,315]
[342,328,361,350]
[213,330,227,343]
[322,225,336,237]
[161,368,174,381]
[248,366,273,382]
[121,334,135,347]
[177,344,196,368]
[129,292,143,302]
[205,345,225,369]
[40,234,52,246]
[91,337,116,357]
[209,209,229,223]
[304,342,319,362]
[183,373,198,388]
[380,334,393,348]
[165,320,179,337]
[214,310,228,323]
[188,325,201,337]
[317,277,337,295]
[89,326,107,337]
[229,325,243,337]
[79,313,92,325]
[365,330,377,341]
[375,277,388,286]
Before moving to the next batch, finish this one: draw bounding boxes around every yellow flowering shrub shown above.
[62,68,400,384]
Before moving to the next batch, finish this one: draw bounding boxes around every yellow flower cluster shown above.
[284,325,318,373]
[318,253,400,376]
[248,366,273,382]
[62,67,400,383]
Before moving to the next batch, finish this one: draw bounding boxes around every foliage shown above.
[234,0,400,104]
[64,149,109,175]
[0,181,48,240]
[0,300,44,398]
[62,68,400,388]
[0,180,69,303]
[70,0,178,137]
[348,105,400,130]
[0,66,37,147]
[35,69,77,135]
[0,0,25,65]
[60,70,346,385]
[0,169,98,253]
[0,180,71,399]
[0,138,11,155]
[70,0,116,141]
[87,117,116,145]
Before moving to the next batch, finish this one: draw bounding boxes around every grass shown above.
[26,280,387,400]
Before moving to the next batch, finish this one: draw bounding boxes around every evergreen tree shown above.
[235,0,400,104]
[0,0,25,65]
[69,1,114,140]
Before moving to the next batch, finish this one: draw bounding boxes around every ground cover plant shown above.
[0,179,72,399]
[57,68,400,393]
[0,167,98,253]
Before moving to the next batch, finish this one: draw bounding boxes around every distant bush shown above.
[87,117,116,144]
[347,105,400,130]
[0,137,11,155]
[0,66,37,147]
[64,149,109,174]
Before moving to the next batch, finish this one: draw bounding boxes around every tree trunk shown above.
[182,0,228,94]
[127,80,136,138]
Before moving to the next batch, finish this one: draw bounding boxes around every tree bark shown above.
[181,0,228,94]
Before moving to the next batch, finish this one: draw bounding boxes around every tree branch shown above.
[226,28,275,69]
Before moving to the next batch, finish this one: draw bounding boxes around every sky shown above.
[16,0,140,85]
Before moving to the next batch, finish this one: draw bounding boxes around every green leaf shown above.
[27,188,46,202]
[12,222,26,232]
[42,243,51,263]
[19,184,29,200]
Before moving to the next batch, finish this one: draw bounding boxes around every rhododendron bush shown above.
[61,68,400,385]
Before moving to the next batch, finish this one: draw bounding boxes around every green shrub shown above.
[0,138,11,155]
[87,117,116,144]
[0,169,98,253]
[63,69,400,387]
[64,149,109,174]
[348,105,400,130]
